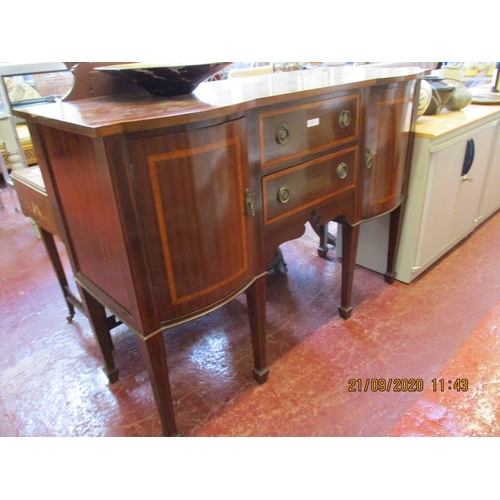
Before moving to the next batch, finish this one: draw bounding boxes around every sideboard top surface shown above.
[13,66,425,137]
[415,103,500,140]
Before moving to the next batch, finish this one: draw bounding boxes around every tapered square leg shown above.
[39,227,76,322]
[137,332,179,437]
[317,223,330,258]
[80,287,119,383]
[246,275,269,384]
[385,205,402,284]
[338,222,360,320]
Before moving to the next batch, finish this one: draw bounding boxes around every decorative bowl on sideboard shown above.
[422,76,456,115]
[94,62,232,96]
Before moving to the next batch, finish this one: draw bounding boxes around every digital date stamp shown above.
[348,378,469,392]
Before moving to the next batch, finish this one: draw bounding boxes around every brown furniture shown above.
[14,66,425,436]
[10,165,123,332]
[10,167,81,321]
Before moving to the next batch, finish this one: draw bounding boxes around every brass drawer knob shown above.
[277,185,291,204]
[338,110,351,128]
[276,124,290,145]
[336,162,348,179]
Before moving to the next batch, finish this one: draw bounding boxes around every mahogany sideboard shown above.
[14,66,425,436]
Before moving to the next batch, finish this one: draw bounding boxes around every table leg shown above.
[137,332,179,437]
[246,274,269,384]
[338,222,360,320]
[39,226,76,321]
[317,223,330,258]
[80,287,119,383]
[385,205,402,284]
[309,215,337,258]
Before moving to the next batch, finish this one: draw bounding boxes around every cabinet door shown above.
[127,119,255,322]
[479,122,500,219]
[415,123,496,267]
[451,124,496,238]
[362,81,416,219]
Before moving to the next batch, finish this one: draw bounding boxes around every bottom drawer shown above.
[262,146,357,225]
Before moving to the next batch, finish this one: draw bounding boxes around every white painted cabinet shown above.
[414,121,496,269]
[479,123,500,221]
[338,105,500,284]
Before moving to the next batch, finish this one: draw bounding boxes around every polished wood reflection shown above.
[258,94,360,168]
[362,82,415,219]
[15,66,425,436]
[262,147,357,225]
[127,119,254,321]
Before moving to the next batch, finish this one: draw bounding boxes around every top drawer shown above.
[10,167,57,234]
[258,93,359,169]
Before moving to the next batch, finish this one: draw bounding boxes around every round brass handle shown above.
[277,185,291,204]
[336,162,348,180]
[338,110,351,128]
[276,124,290,145]
[365,147,373,169]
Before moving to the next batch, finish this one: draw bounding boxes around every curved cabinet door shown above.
[127,119,255,323]
[361,81,416,219]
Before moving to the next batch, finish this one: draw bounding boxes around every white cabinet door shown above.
[415,123,496,267]
[451,124,496,238]
[415,140,463,267]
[479,122,500,220]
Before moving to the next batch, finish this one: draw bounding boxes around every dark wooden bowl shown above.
[94,62,232,96]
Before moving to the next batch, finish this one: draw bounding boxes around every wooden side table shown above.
[11,166,82,321]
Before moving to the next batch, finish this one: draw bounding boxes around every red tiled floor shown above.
[390,298,500,436]
[1,178,500,437]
